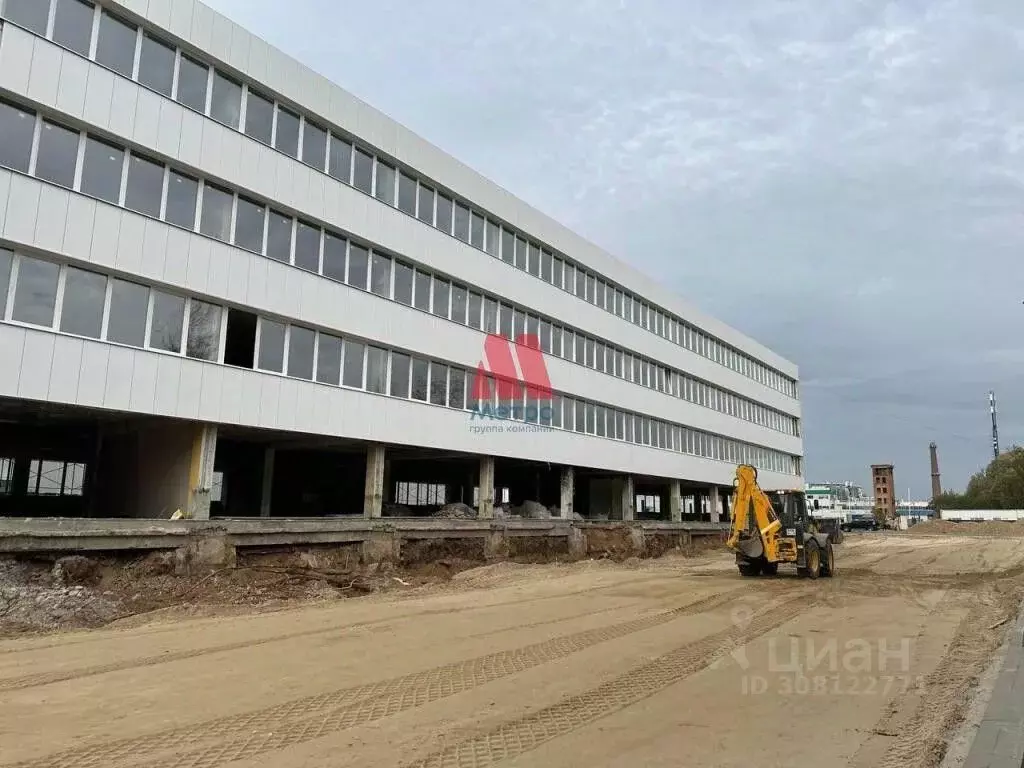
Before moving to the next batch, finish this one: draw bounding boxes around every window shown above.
[12,256,58,327]
[483,297,497,334]
[322,232,346,281]
[515,237,527,270]
[552,257,563,289]
[528,244,541,276]
[562,398,574,431]
[453,203,470,242]
[35,121,79,189]
[96,11,136,78]
[366,346,388,394]
[574,268,585,297]
[210,72,242,129]
[243,90,274,145]
[2,0,49,33]
[301,122,327,171]
[449,368,466,409]
[550,396,562,428]
[0,248,11,318]
[234,197,266,254]
[397,172,416,216]
[411,358,428,401]
[27,460,85,496]
[275,107,300,158]
[328,136,351,183]
[353,148,373,194]
[574,401,585,434]
[467,292,482,329]
[451,284,467,324]
[485,220,499,257]
[200,184,233,242]
[390,353,410,397]
[293,221,320,272]
[413,270,430,312]
[573,334,584,365]
[587,274,596,303]
[541,251,552,282]
[107,279,148,347]
[501,229,514,264]
[429,363,447,406]
[266,211,293,263]
[149,291,184,352]
[60,267,105,338]
[81,137,124,204]
[513,309,525,339]
[394,261,413,305]
[0,100,34,173]
[124,153,164,217]
[53,0,93,56]
[165,172,198,229]
[316,333,341,384]
[138,35,175,97]
[347,244,368,289]
[257,319,285,372]
[370,252,391,297]
[551,325,562,357]
[176,56,209,112]
[435,194,453,234]
[498,303,512,340]
[417,184,434,225]
[432,277,450,318]
[288,326,315,379]
[343,340,364,387]
[186,300,221,361]
[375,162,395,205]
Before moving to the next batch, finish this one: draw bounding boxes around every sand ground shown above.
[1,532,1022,768]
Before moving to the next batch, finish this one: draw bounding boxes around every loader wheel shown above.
[761,562,779,576]
[801,540,821,580]
[738,561,761,577]
[820,542,835,578]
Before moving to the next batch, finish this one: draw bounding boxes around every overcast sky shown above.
[204,0,1023,498]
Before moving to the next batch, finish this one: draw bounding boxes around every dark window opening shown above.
[224,309,257,369]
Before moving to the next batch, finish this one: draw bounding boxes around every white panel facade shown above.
[0,1,804,486]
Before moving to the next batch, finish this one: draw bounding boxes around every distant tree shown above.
[930,446,1024,510]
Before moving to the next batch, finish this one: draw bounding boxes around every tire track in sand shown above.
[404,594,811,768]
[7,587,750,768]
[0,573,677,691]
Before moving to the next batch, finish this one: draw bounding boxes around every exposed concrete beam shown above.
[621,475,635,521]
[709,486,721,523]
[479,456,495,519]
[670,480,682,523]
[364,444,386,519]
[560,466,574,518]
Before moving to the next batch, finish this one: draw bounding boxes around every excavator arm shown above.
[726,464,783,563]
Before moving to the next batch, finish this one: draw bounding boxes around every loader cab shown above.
[767,491,812,534]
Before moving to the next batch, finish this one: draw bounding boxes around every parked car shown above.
[841,517,879,532]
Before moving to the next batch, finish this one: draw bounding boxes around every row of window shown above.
[0,456,87,497]
[0,0,798,398]
[0,98,799,437]
[0,248,222,359]
[0,251,799,475]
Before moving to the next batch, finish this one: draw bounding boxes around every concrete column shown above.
[259,447,275,518]
[478,456,495,519]
[364,443,386,518]
[621,475,635,521]
[709,486,721,523]
[187,424,217,520]
[560,466,574,518]
[670,480,682,523]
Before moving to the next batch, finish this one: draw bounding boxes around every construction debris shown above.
[431,503,479,520]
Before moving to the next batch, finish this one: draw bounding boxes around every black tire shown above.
[820,542,835,577]
[802,540,821,580]
[738,561,761,577]
[761,562,779,576]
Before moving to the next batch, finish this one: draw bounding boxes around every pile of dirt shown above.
[431,502,478,520]
[908,519,1024,537]
[0,557,122,634]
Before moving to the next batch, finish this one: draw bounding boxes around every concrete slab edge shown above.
[963,602,1024,768]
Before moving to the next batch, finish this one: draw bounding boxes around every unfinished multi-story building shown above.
[0,0,802,523]
[871,464,896,523]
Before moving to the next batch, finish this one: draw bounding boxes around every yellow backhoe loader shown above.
[726,464,835,578]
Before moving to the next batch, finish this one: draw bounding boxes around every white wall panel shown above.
[0,324,24,394]
[17,330,54,398]
[104,345,135,409]
[26,35,61,106]
[153,352,182,415]
[197,364,224,422]
[154,99,182,157]
[175,359,202,418]
[3,174,40,247]
[165,0,193,41]
[0,23,32,94]
[55,50,89,119]
[89,204,121,271]
[48,334,84,403]
[63,194,97,254]
[76,341,110,407]
[133,88,163,150]
[34,184,69,254]
[115,214,147,275]
[108,77,139,139]
[0,170,10,233]
[129,350,159,412]
[81,64,116,129]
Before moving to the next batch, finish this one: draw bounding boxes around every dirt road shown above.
[1,534,1022,768]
